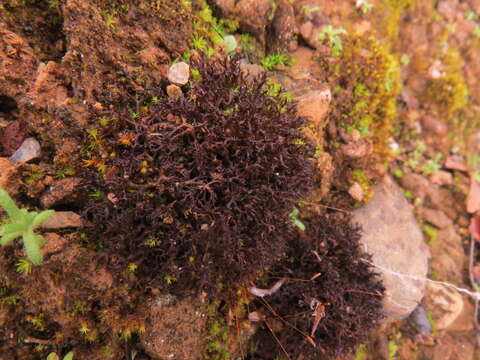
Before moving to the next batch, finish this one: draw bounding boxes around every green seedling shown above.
[260,53,295,71]
[421,153,442,175]
[289,207,305,231]
[0,189,54,265]
[47,351,74,360]
[317,25,347,56]
[465,10,478,21]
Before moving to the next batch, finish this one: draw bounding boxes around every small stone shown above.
[9,137,41,163]
[40,177,82,208]
[167,62,190,85]
[424,282,463,330]
[166,84,183,100]
[418,208,453,229]
[300,21,313,40]
[41,211,85,229]
[348,182,364,201]
[429,170,453,185]
[296,88,331,127]
[353,176,430,321]
[341,140,373,158]
[409,305,432,335]
[40,233,68,256]
[444,155,468,172]
[420,115,447,135]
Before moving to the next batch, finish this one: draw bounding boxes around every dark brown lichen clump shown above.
[81,56,315,296]
[248,215,385,359]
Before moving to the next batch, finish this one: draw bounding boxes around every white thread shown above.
[361,258,480,301]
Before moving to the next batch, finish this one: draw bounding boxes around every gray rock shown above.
[353,176,430,321]
[9,137,41,163]
[167,62,190,85]
[41,211,85,229]
[409,305,432,335]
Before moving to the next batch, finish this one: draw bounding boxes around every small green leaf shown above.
[292,218,306,231]
[223,35,237,53]
[46,353,60,360]
[289,207,306,231]
[0,189,22,220]
[63,351,74,360]
[32,210,55,228]
[1,232,20,245]
[23,229,43,265]
[2,222,28,234]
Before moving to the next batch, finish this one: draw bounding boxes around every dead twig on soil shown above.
[23,337,56,345]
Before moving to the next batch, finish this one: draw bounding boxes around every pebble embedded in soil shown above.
[167,62,190,85]
[9,137,41,163]
[409,305,432,335]
[166,84,183,99]
[430,170,453,186]
[418,207,453,229]
[40,211,85,229]
[353,176,430,321]
[424,282,464,330]
[348,182,364,201]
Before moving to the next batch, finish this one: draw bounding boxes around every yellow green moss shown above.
[425,50,468,118]
[330,33,401,151]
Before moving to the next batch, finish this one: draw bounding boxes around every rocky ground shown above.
[1,0,480,359]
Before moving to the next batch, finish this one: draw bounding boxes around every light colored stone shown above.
[341,139,373,158]
[424,282,463,330]
[353,176,430,321]
[167,62,190,85]
[41,211,85,229]
[9,137,41,163]
[296,88,331,127]
[348,182,364,201]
